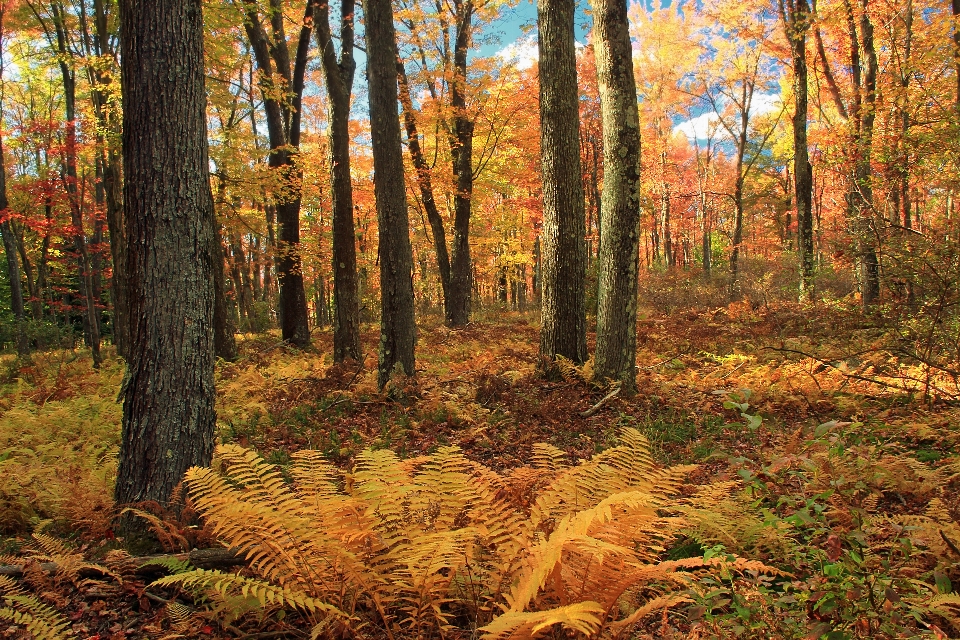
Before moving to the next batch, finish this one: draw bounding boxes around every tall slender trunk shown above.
[780,0,814,299]
[537,0,587,369]
[316,0,361,361]
[592,0,641,394]
[52,1,101,366]
[243,0,314,347]
[0,125,28,357]
[447,0,475,327]
[364,0,416,388]
[397,60,453,320]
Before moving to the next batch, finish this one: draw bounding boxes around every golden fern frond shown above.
[0,577,71,640]
[553,355,584,383]
[25,533,119,585]
[532,428,688,528]
[290,450,342,498]
[508,491,658,613]
[411,446,482,529]
[152,568,348,620]
[602,593,691,638]
[480,601,605,639]
[926,498,954,524]
[216,444,301,517]
[166,602,195,633]
[531,444,568,471]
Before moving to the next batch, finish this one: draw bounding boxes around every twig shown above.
[579,386,621,418]
[717,361,747,380]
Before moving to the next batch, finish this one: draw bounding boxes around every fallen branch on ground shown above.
[0,546,245,579]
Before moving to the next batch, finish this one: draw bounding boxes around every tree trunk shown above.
[243,0,314,348]
[115,0,217,531]
[537,0,587,369]
[364,0,416,388]
[52,1,101,367]
[0,7,28,357]
[447,0,475,327]
[316,0,361,362]
[780,0,815,299]
[953,0,959,110]
[849,0,880,307]
[592,0,641,394]
[397,61,453,322]
[0,154,28,358]
[212,229,238,362]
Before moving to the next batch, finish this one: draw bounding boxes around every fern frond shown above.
[531,444,568,471]
[602,593,691,638]
[152,568,347,619]
[481,601,604,639]
[0,578,72,640]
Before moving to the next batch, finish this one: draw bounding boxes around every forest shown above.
[0,0,959,636]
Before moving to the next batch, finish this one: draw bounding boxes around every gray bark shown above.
[364,0,417,388]
[592,0,641,394]
[537,0,587,369]
[316,0,361,362]
[114,0,217,530]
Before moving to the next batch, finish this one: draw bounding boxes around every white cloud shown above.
[496,36,539,71]
[673,93,782,142]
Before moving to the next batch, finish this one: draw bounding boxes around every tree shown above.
[242,0,314,348]
[591,0,641,393]
[695,0,783,290]
[25,0,103,366]
[114,0,218,529]
[0,2,27,359]
[779,0,815,299]
[364,0,416,388]
[537,0,587,368]
[315,0,361,362]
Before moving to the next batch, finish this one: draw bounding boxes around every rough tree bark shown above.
[537,0,587,369]
[316,0,361,362]
[779,0,814,299]
[114,0,217,530]
[592,0,641,394]
[364,0,416,388]
[844,0,880,307]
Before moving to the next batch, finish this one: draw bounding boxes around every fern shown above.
[0,575,72,640]
[160,428,773,638]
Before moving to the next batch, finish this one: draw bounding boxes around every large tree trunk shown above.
[114,0,217,531]
[592,0,641,394]
[316,0,361,362]
[537,0,587,369]
[780,0,814,299]
[364,0,416,388]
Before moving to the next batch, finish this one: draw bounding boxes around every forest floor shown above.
[1,301,959,638]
